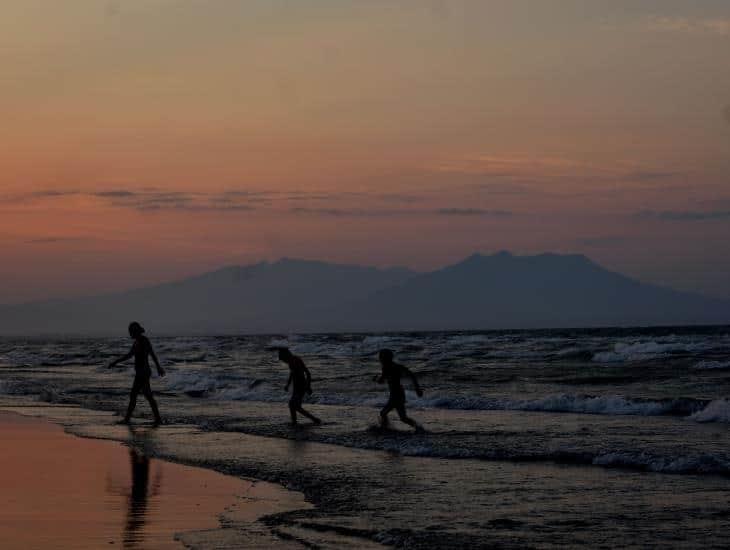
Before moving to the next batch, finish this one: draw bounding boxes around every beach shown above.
[0,410,306,549]
[1,328,730,548]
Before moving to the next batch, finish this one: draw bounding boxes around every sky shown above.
[1,0,729,304]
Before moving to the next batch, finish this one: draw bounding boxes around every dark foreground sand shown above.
[0,410,307,549]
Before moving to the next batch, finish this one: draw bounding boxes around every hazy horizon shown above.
[1,250,726,337]
[2,1,729,303]
[5,249,730,309]
[2,250,730,307]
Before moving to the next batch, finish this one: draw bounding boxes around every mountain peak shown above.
[1,251,726,335]
[458,251,512,266]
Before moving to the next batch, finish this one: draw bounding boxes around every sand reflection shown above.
[124,449,158,547]
[105,427,164,547]
[0,412,267,548]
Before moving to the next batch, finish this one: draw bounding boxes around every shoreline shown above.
[0,401,387,549]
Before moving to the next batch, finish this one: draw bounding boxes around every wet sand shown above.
[0,411,305,549]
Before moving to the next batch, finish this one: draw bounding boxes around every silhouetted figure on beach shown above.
[109,322,165,426]
[276,348,321,426]
[375,349,424,431]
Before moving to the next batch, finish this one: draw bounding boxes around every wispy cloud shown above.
[285,191,419,204]
[6,187,519,221]
[435,154,591,178]
[638,209,730,221]
[290,206,515,218]
[8,188,421,213]
[646,16,730,36]
[2,189,80,205]
[25,236,88,245]
[623,171,680,182]
[6,188,259,212]
[434,208,513,217]
[432,154,681,188]
[31,189,79,198]
[94,190,136,198]
[99,190,200,211]
[289,207,377,217]
[471,182,532,195]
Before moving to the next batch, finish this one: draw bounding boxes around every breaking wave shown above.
[160,369,720,421]
[694,360,730,370]
[689,400,730,423]
[592,339,720,363]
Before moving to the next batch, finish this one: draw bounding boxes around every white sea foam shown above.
[690,400,730,423]
[594,341,680,362]
[167,354,208,364]
[509,394,670,416]
[38,386,63,403]
[266,337,364,358]
[446,334,492,345]
[164,370,221,394]
[694,360,730,370]
[415,392,681,415]
[217,385,277,402]
[329,438,730,476]
[267,337,292,349]
[593,450,730,475]
[161,365,705,418]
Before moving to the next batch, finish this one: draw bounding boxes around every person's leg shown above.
[123,379,142,422]
[396,403,418,428]
[141,381,162,424]
[380,399,395,426]
[297,406,321,424]
[288,395,300,424]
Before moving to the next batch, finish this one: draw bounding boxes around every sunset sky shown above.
[2,0,729,303]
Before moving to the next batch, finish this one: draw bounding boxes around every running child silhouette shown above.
[109,322,165,426]
[375,349,424,431]
[276,348,321,426]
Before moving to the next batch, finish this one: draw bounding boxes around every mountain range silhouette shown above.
[1,252,727,335]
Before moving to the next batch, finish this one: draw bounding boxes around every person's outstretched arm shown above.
[403,366,423,397]
[109,347,133,368]
[285,372,292,392]
[148,342,165,377]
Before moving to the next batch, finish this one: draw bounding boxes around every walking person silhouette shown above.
[109,322,165,426]
[276,348,321,426]
[375,349,424,431]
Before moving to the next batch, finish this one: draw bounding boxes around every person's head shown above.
[278,347,293,362]
[128,321,145,338]
[378,349,394,364]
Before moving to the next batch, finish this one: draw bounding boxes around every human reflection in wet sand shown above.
[106,442,162,548]
[123,449,153,547]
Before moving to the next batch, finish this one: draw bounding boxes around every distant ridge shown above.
[0,253,727,335]
[341,252,729,331]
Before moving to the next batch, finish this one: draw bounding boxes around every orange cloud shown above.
[646,16,730,36]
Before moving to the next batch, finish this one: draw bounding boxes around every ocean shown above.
[2,326,730,547]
